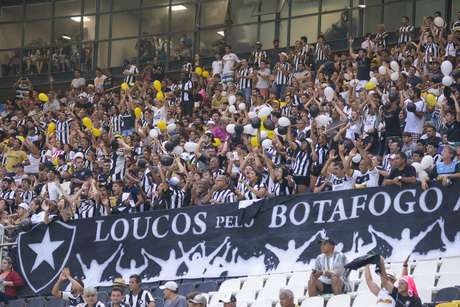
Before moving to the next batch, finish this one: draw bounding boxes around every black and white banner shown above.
[16,183,460,294]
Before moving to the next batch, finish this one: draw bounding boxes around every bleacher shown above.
[6,257,460,307]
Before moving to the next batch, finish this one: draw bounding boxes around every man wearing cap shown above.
[219,294,236,307]
[189,293,207,307]
[308,237,349,296]
[161,281,187,307]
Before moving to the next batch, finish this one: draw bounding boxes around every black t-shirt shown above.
[356,57,371,81]
[391,287,422,307]
[383,106,402,137]
[388,164,416,182]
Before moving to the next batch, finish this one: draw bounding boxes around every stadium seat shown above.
[437,275,460,288]
[209,292,226,306]
[236,302,248,307]
[413,274,436,303]
[287,271,309,299]
[45,296,66,307]
[97,291,109,303]
[178,282,197,295]
[6,299,26,307]
[256,274,287,302]
[251,299,274,307]
[352,292,377,307]
[152,287,164,298]
[439,258,460,274]
[196,280,219,293]
[326,294,351,307]
[433,287,460,303]
[235,288,257,304]
[25,297,46,307]
[218,278,243,294]
[240,276,265,292]
[300,296,324,307]
[412,260,439,277]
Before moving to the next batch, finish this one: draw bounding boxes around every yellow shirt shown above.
[4,148,27,173]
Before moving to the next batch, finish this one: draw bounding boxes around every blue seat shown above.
[25,297,46,307]
[151,287,164,298]
[433,287,460,303]
[6,299,26,307]
[178,282,197,296]
[45,296,66,307]
[196,281,218,293]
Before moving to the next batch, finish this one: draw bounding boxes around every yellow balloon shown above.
[426,94,436,108]
[250,136,259,147]
[195,67,203,76]
[16,136,25,143]
[280,101,288,108]
[134,107,142,119]
[38,93,49,103]
[92,127,102,137]
[157,120,167,130]
[267,131,275,140]
[202,70,209,78]
[156,91,165,101]
[121,82,129,91]
[82,117,93,129]
[47,122,56,134]
[153,80,162,92]
[364,81,376,90]
[212,138,222,148]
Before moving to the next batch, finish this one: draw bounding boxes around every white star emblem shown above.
[28,229,64,272]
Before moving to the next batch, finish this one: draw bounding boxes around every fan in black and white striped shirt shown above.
[398,16,414,44]
[211,175,237,204]
[375,24,389,50]
[124,275,155,307]
[250,42,268,68]
[110,107,123,135]
[314,35,330,64]
[55,113,72,145]
[422,36,439,63]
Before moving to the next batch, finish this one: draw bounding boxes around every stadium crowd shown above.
[0,12,459,237]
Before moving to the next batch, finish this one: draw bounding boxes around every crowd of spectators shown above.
[0,11,457,239]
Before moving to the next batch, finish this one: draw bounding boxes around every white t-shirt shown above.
[222,53,240,75]
[354,168,380,188]
[331,170,359,191]
[256,68,271,89]
[71,77,86,89]
[404,99,425,134]
[212,59,223,76]
[94,75,107,91]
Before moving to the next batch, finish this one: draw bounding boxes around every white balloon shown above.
[172,146,183,155]
[184,142,198,153]
[278,116,291,127]
[261,139,273,149]
[437,94,445,104]
[243,124,256,135]
[369,71,375,78]
[248,111,257,119]
[349,79,359,87]
[260,130,268,140]
[434,16,444,27]
[228,105,237,113]
[238,102,246,111]
[167,123,176,133]
[390,72,399,81]
[226,124,235,134]
[324,86,334,102]
[228,95,236,105]
[390,60,399,71]
[421,155,434,171]
[149,129,159,138]
[258,106,272,118]
[378,65,387,75]
[441,60,453,76]
[370,77,378,85]
[442,75,453,86]
[315,114,332,128]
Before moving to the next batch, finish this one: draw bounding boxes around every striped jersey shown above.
[315,43,330,61]
[398,24,414,44]
[291,147,312,177]
[423,43,439,63]
[251,50,268,67]
[212,188,237,204]
[274,62,290,85]
[56,119,71,144]
[237,67,253,89]
[124,289,154,307]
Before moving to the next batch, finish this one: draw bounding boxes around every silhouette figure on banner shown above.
[368,219,439,261]
[115,248,149,282]
[76,244,122,286]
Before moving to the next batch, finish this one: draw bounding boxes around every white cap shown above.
[219,293,236,303]
[18,202,30,211]
[190,293,207,305]
[159,281,178,292]
[74,152,84,160]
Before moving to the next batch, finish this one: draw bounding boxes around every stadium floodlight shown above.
[358,4,367,8]
[171,5,187,11]
[61,35,71,40]
[217,31,225,37]
[70,16,90,22]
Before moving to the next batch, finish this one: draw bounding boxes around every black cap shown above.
[318,237,336,245]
